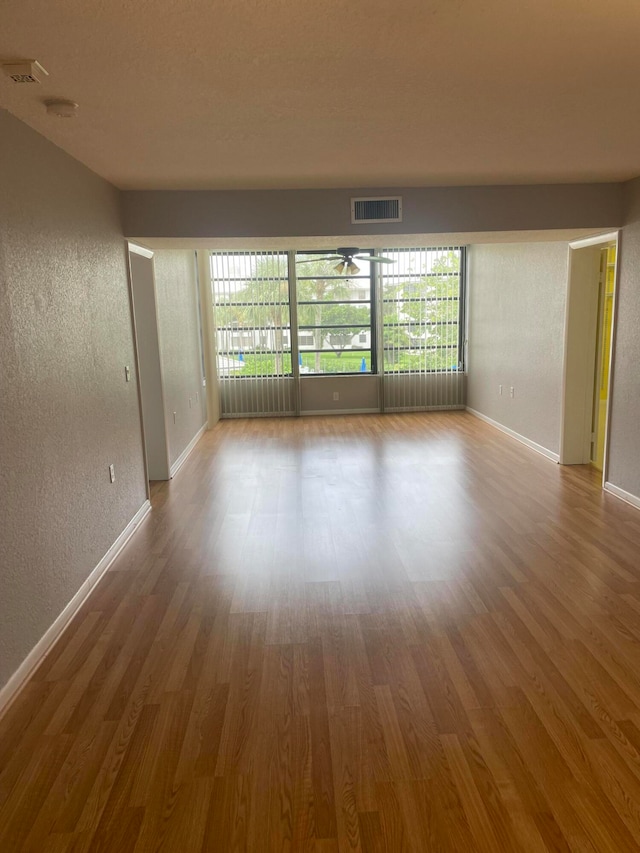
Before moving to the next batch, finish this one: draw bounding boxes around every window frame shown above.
[295,249,377,376]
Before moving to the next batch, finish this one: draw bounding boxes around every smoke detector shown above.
[45,99,78,118]
[2,60,48,83]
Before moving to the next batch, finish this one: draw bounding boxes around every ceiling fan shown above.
[296,247,394,275]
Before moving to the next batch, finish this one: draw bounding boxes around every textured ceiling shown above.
[2,0,640,190]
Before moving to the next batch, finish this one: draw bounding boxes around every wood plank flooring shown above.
[2,412,640,851]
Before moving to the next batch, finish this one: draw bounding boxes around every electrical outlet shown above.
[125,365,131,382]
[109,463,115,483]
[499,384,503,396]
[510,386,515,398]
[333,391,339,401]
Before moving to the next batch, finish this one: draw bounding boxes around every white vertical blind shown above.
[210,251,295,417]
[380,247,465,411]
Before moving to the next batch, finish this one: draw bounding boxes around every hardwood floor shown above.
[2,412,640,851]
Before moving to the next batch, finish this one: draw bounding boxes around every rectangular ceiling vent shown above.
[1,60,48,84]
[351,196,402,224]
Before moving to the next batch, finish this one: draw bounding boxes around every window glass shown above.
[296,252,374,374]
[380,248,462,373]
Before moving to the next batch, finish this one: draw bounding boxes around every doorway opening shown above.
[560,232,619,483]
[590,244,616,471]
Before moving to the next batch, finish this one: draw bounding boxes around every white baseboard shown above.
[384,405,466,413]
[0,499,152,719]
[604,482,640,511]
[170,423,206,478]
[301,408,380,416]
[466,407,560,463]
[220,411,295,419]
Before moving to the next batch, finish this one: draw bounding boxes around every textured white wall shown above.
[607,180,640,499]
[0,110,147,688]
[153,250,206,466]
[467,242,568,454]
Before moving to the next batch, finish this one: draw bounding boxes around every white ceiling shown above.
[2,0,640,191]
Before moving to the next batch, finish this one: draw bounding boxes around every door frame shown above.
[559,231,620,485]
[127,241,172,482]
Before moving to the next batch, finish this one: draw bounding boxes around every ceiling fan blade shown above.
[296,256,342,264]
[361,254,394,264]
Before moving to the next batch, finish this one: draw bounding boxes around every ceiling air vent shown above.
[1,60,48,83]
[351,196,402,224]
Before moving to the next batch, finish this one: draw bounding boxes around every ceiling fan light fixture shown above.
[334,261,346,273]
[347,261,360,275]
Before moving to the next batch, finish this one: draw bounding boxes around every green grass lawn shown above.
[236,351,371,375]
[232,349,457,376]
[300,351,371,373]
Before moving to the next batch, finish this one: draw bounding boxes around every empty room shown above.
[2,1,640,851]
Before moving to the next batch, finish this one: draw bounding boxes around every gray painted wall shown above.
[607,179,640,498]
[153,250,207,466]
[467,242,569,454]
[123,184,623,240]
[0,110,147,688]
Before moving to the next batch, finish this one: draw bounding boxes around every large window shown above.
[210,246,465,415]
[380,247,463,372]
[295,252,374,374]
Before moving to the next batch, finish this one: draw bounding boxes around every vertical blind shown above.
[210,251,296,416]
[380,247,465,411]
